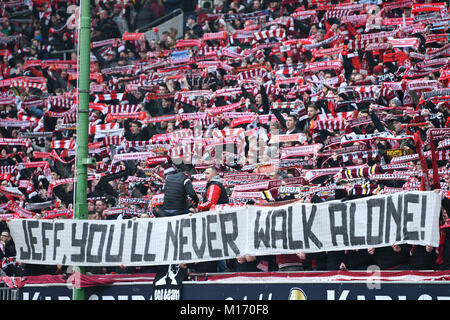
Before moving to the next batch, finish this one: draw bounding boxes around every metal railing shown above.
[142,9,185,43]
[137,8,184,34]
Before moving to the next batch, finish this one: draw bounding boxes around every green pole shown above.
[73,0,91,301]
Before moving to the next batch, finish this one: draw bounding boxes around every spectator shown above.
[196,166,229,212]
[345,249,378,271]
[0,229,24,276]
[409,245,437,270]
[125,120,152,141]
[276,253,304,272]
[95,199,107,219]
[133,0,156,31]
[232,255,276,272]
[185,15,203,39]
[0,229,15,258]
[95,9,121,40]
[156,164,199,216]
[371,245,411,271]
[111,3,129,35]
[326,250,347,271]
[150,0,166,19]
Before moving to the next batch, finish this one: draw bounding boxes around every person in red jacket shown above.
[196,166,229,212]
[189,166,230,273]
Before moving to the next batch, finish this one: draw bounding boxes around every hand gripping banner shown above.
[6,191,442,267]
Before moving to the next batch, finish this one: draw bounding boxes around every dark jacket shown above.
[345,250,377,270]
[162,171,199,212]
[96,17,121,40]
[91,169,130,206]
[326,250,346,270]
[143,100,164,117]
[409,245,437,270]
[52,185,74,206]
[374,245,411,270]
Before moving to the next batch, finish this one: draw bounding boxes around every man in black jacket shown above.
[0,229,24,276]
[158,165,199,216]
[371,244,412,270]
[185,15,203,39]
[95,9,121,41]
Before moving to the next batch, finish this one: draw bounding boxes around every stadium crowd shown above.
[0,0,450,278]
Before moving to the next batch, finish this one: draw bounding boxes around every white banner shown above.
[7,191,442,267]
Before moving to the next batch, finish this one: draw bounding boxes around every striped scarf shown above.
[275,63,305,76]
[253,28,286,43]
[279,143,322,159]
[304,59,343,73]
[350,183,382,196]
[265,16,295,32]
[271,100,304,110]
[10,80,48,93]
[321,9,355,22]
[47,97,74,108]
[89,122,120,135]
[94,92,124,103]
[346,38,385,51]
[174,95,209,109]
[51,139,75,150]
[341,150,379,163]
[338,165,381,180]
[311,119,346,131]
[41,208,73,219]
[340,131,413,145]
[0,138,30,147]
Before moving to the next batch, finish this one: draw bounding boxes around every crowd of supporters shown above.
[0,0,450,277]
